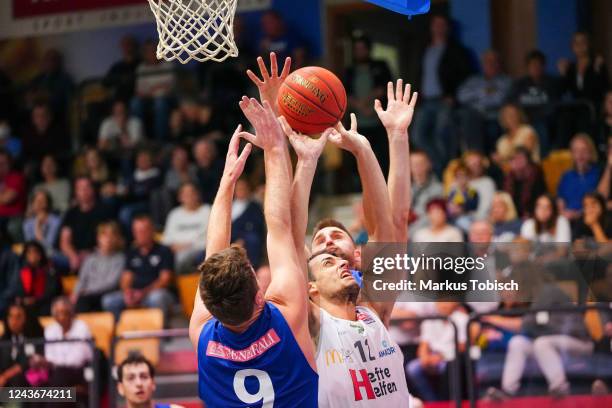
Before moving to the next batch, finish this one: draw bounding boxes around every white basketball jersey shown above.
[316,306,411,407]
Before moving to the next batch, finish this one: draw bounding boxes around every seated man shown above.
[117,353,185,408]
[102,216,174,322]
[43,297,93,397]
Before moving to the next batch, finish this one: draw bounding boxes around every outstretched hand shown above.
[330,113,371,155]
[374,79,418,135]
[280,116,331,162]
[238,97,286,150]
[223,124,252,184]
[247,52,291,115]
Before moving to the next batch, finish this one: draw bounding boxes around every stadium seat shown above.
[114,308,163,366]
[177,273,199,317]
[61,275,78,295]
[541,150,572,195]
[77,312,115,357]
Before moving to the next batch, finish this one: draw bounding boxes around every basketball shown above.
[277,66,347,135]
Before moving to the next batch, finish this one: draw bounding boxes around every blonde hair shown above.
[492,191,518,222]
[570,133,598,163]
[97,221,125,252]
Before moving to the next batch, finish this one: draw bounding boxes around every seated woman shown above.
[0,303,43,387]
[572,192,611,243]
[71,222,125,312]
[22,190,61,256]
[12,241,61,317]
[520,194,571,243]
[494,104,540,169]
[413,198,464,243]
[489,192,522,242]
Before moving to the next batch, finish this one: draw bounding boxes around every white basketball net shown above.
[148,0,239,64]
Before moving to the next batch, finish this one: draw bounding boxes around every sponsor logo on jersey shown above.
[356,311,376,325]
[379,340,397,358]
[349,366,399,401]
[206,329,280,362]
[349,322,365,335]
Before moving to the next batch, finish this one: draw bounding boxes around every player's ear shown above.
[308,281,319,298]
[117,382,125,398]
[354,247,362,267]
[254,289,265,308]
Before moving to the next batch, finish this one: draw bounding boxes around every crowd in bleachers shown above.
[0,9,610,405]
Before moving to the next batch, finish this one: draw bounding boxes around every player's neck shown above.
[223,304,264,334]
[320,296,358,321]
[126,400,153,408]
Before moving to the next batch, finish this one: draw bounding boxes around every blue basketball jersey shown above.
[197,302,318,408]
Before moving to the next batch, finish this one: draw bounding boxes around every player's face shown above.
[309,253,359,299]
[118,363,155,406]
[311,227,357,267]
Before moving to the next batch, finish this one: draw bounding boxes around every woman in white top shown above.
[521,194,571,243]
[413,198,464,242]
[494,104,540,168]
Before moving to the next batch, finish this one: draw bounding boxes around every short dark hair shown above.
[353,35,372,50]
[198,246,258,326]
[526,50,546,65]
[312,218,354,243]
[117,353,155,383]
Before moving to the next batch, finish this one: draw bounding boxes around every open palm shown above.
[247,52,291,115]
[374,79,418,134]
[279,116,331,162]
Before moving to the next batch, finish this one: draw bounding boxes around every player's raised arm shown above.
[189,126,252,347]
[331,114,394,242]
[238,99,312,332]
[281,118,332,276]
[375,80,418,243]
[247,52,291,116]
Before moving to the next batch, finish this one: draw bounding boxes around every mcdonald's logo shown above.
[325,349,344,366]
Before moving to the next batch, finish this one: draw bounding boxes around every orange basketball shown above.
[277,66,347,135]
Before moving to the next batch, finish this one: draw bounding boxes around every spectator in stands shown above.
[464,151,497,219]
[0,121,22,160]
[231,178,265,268]
[0,149,26,233]
[21,104,69,165]
[413,14,474,173]
[558,133,601,220]
[344,35,393,171]
[406,302,468,401]
[390,302,437,365]
[175,98,215,141]
[489,192,522,242]
[509,50,561,153]
[193,138,223,204]
[12,241,61,317]
[162,182,210,274]
[119,149,163,231]
[74,148,112,189]
[485,278,594,400]
[28,49,74,123]
[494,104,540,168]
[520,194,571,243]
[117,353,185,408]
[413,198,463,242]
[98,100,144,152]
[0,227,19,317]
[572,192,611,243]
[558,32,609,110]
[597,134,612,210]
[599,91,612,151]
[22,190,61,255]
[131,39,176,141]
[102,216,174,322]
[165,145,197,193]
[503,147,547,218]
[103,36,140,101]
[447,163,479,232]
[33,155,70,213]
[410,150,444,236]
[0,303,43,387]
[43,297,93,395]
[71,222,125,313]
[259,10,302,62]
[59,177,112,272]
[457,50,512,152]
